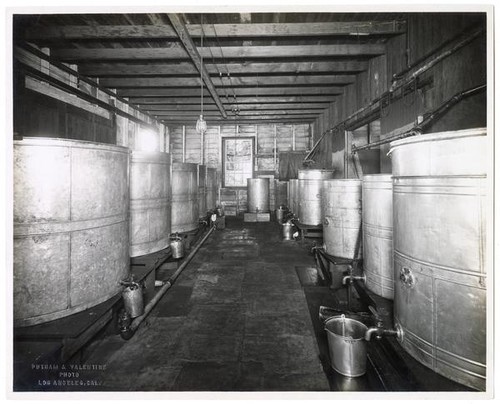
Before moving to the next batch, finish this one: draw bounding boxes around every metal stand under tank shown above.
[390,127,487,391]
[13,137,130,327]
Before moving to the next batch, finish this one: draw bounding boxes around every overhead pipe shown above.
[121,224,217,339]
[351,83,486,153]
[305,22,485,163]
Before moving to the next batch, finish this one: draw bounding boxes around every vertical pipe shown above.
[292,124,296,151]
[200,128,205,165]
[274,124,277,171]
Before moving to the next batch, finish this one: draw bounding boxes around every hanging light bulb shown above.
[196,13,207,134]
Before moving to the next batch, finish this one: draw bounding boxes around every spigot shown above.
[342,273,366,285]
[365,326,401,341]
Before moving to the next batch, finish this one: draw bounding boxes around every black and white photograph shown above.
[3,1,496,400]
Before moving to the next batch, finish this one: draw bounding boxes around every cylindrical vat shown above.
[197,165,207,218]
[275,180,288,209]
[322,179,362,259]
[298,169,334,225]
[362,174,393,299]
[206,167,218,211]
[171,162,199,233]
[129,151,171,257]
[14,138,129,327]
[247,178,270,213]
[325,315,368,377]
[288,179,299,215]
[390,128,487,391]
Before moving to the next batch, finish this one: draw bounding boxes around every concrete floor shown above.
[84,216,330,391]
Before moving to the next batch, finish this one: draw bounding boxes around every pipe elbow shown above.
[365,327,382,341]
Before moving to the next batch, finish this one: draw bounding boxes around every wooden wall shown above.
[168,122,311,214]
[311,12,487,177]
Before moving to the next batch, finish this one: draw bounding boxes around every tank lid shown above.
[389,127,487,150]
[13,136,130,153]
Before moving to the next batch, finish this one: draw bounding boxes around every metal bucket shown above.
[197,164,207,218]
[130,151,171,257]
[362,174,393,299]
[247,178,270,213]
[282,221,294,240]
[171,162,199,233]
[13,137,130,327]
[169,235,184,259]
[390,127,487,391]
[325,315,368,377]
[298,169,334,225]
[322,179,362,259]
[122,283,144,318]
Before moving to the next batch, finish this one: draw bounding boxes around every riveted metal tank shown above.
[390,128,487,391]
[322,179,362,259]
[362,174,393,299]
[171,162,199,233]
[13,138,130,327]
[197,164,207,218]
[206,167,218,211]
[298,169,335,225]
[247,178,270,213]
[288,179,299,216]
[130,151,171,257]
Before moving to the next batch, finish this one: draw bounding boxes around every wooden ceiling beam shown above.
[99,74,355,88]
[80,61,369,76]
[160,115,316,122]
[128,95,338,104]
[52,43,385,61]
[141,102,330,111]
[117,86,344,97]
[152,110,322,117]
[25,21,405,40]
[167,13,227,118]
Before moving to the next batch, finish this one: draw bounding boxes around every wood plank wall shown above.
[168,123,311,215]
[14,47,164,150]
[312,13,487,178]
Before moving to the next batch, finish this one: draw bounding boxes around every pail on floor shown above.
[324,314,368,377]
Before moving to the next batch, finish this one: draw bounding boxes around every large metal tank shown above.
[247,178,270,213]
[197,164,207,218]
[390,128,487,391]
[13,138,129,327]
[130,151,171,257]
[298,169,334,225]
[206,167,218,211]
[362,174,393,299]
[322,179,362,259]
[288,179,299,215]
[275,180,288,208]
[171,162,199,233]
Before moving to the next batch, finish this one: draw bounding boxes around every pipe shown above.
[305,23,485,162]
[121,224,217,339]
[365,326,402,341]
[352,83,486,153]
[342,274,366,285]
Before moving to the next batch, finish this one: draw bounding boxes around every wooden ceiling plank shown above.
[25,21,405,40]
[80,61,368,76]
[167,13,227,118]
[117,87,344,97]
[52,44,385,61]
[99,74,355,88]
[128,96,338,104]
[141,102,330,111]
